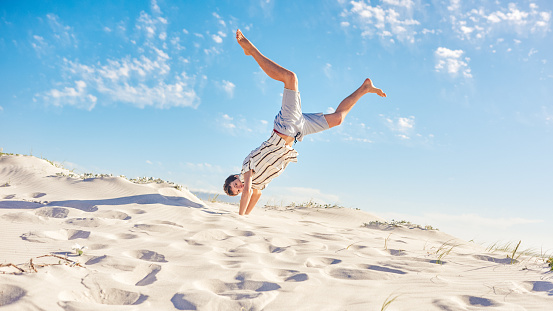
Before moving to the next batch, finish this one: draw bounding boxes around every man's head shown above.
[223,174,244,196]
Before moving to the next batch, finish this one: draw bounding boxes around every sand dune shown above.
[1,155,552,310]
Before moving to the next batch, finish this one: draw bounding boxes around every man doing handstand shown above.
[224,30,386,215]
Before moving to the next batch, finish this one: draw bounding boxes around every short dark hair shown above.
[223,174,239,196]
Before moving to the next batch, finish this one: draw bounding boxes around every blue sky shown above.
[1,0,552,250]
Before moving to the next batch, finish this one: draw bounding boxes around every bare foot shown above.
[236,29,255,56]
[362,78,386,97]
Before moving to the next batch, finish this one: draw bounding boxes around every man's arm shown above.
[239,170,253,215]
[244,189,262,215]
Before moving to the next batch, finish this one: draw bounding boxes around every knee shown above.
[334,114,345,127]
[283,71,298,91]
[325,113,344,128]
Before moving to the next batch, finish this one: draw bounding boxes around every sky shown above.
[1,0,552,251]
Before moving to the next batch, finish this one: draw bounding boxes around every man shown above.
[224,29,386,215]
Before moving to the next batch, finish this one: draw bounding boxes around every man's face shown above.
[230,177,244,195]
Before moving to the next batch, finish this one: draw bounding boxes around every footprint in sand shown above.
[190,229,231,241]
[44,229,90,240]
[267,269,309,282]
[113,264,161,286]
[35,206,69,218]
[32,192,46,198]
[171,293,198,310]
[0,284,26,307]
[133,223,182,233]
[462,296,499,307]
[197,277,281,299]
[95,210,131,220]
[69,274,148,306]
[129,250,167,263]
[324,264,406,281]
[305,257,342,268]
[473,255,517,264]
[523,281,553,295]
[64,217,103,227]
[85,255,135,271]
[20,229,90,242]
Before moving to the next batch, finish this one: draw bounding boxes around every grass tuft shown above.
[364,219,438,231]
[381,293,401,311]
[434,240,460,265]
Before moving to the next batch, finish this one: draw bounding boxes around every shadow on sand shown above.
[0,194,212,213]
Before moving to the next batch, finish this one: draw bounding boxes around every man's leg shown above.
[324,78,386,128]
[236,29,298,91]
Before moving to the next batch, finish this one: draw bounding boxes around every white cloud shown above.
[220,80,235,98]
[448,2,551,42]
[212,34,223,43]
[384,115,416,139]
[37,4,199,110]
[46,14,77,47]
[151,0,161,15]
[341,0,421,44]
[434,47,472,78]
[43,80,97,110]
[217,113,270,135]
[323,63,332,79]
[31,35,49,55]
[0,106,3,112]
[382,0,414,9]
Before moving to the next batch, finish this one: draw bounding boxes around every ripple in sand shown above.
[152,220,184,227]
[0,284,26,307]
[35,206,69,218]
[130,250,167,262]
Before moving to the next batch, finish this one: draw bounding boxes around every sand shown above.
[1,154,552,310]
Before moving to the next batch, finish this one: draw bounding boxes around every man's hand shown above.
[245,189,262,215]
[239,170,253,215]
